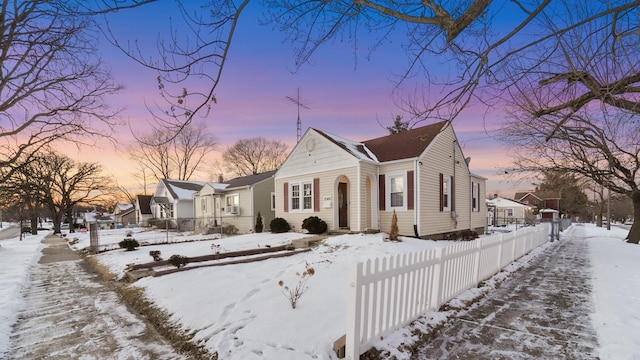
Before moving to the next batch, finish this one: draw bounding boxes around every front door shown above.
[338,182,348,228]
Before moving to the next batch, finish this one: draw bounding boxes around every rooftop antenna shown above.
[286,87,310,142]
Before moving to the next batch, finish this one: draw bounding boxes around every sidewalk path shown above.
[414,225,599,359]
[6,234,184,359]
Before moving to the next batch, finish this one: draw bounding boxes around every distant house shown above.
[150,179,207,231]
[514,188,561,220]
[193,171,276,234]
[486,196,536,226]
[135,195,153,227]
[274,121,487,238]
[113,203,135,227]
[84,210,114,230]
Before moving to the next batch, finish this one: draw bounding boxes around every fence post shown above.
[346,262,363,360]
[430,247,444,310]
[496,233,504,270]
[473,238,482,284]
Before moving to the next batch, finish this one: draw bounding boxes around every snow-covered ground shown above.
[0,223,637,359]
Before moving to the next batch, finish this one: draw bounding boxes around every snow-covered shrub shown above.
[149,250,162,261]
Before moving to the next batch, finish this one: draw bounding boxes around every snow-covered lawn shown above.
[1,223,638,359]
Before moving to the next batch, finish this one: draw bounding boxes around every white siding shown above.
[378,161,416,236]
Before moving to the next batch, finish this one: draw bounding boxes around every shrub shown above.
[118,238,140,251]
[301,216,327,234]
[459,229,479,241]
[149,250,163,261]
[255,212,263,233]
[223,224,238,236]
[168,254,188,268]
[388,210,399,241]
[270,217,291,233]
[278,263,316,309]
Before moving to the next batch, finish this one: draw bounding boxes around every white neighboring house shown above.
[113,203,135,228]
[135,194,153,227]
[193,171,276,234]
[486,196,536,227]
[150,179,207,231]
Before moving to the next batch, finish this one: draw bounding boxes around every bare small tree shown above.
[129,121,217,181]
[222,137,288,177]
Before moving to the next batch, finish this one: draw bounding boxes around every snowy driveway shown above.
[413,228,599,359]
[5,235,184,360]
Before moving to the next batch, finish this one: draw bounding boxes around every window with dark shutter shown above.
[407,170,414,210]
[283,182,288,212]
[379,174,385,210]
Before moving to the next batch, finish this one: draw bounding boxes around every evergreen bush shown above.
[270,217,291,233]
[119,238,140,251]
[169,254,188,268]
[301,216,327,234]
[255,212,264,233]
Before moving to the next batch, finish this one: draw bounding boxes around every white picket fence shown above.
[344,223,551,359]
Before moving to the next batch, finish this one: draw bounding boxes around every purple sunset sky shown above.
[65,2,530,197]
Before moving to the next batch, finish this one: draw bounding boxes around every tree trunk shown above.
[627,190,640,244]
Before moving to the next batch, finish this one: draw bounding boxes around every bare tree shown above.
[2,151,114,234]
[501,110,640,243]
[129,120,217,181]
[223,137,288,177]
[0,1,121,180]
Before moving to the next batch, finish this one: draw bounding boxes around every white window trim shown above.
[506,208,514,217]
[225,193,240,214]
[386,172,407,211]
[289,180,314,212]
[443,175,452,212]
[472,182,479,212]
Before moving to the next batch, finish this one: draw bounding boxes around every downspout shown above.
[377,166,381,231]
[414,159,420,238]
[357,161,361,232]
[250,185,255,232]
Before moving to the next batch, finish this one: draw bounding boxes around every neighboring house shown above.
[135,195,153,227]
[150,179,207,231]
[113,203,136,227]
[486,196,536,226]
[84,210,114,230]
[274,121,487,238]
[514,188,561,211]
[193,171,276,234]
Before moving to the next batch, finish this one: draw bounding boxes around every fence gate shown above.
[89,222,99,253]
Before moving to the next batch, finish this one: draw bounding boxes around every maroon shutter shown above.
[407,171,414,210]
[379,174,385,210]
[313,178,320,212]
[283,182,289,212]
[439,173,444,212]
[451,176,456,212]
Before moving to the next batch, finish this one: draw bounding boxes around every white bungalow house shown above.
[486,196,536,227]
[274,121,487,238]
[150,179,206,231]
[193,171,276,234]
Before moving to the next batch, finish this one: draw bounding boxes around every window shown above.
[225,194,239,214]
[271,192,276,211]
[472,182,479,212]
[290,181,313,211]
[441,174,452,211]
[506,208,514,217]
[385,173,406,210]
[159,204,173,218]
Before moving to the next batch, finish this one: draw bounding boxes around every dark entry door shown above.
[338,182,348,228]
